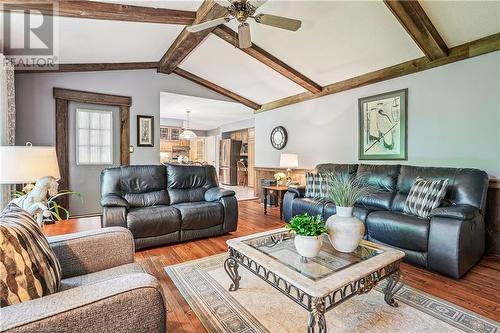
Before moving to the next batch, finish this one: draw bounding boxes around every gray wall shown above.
[14,69,232,164]
[255,51,500,177]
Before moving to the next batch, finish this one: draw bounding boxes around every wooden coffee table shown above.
[224,228,405,332]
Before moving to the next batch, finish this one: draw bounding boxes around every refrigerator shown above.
[219,139,242,185]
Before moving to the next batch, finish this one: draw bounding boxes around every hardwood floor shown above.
[43,200,500,330]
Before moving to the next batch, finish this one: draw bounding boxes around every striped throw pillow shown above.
[0,204,62,307]
[305,172,328,199]
[404,177,449,218]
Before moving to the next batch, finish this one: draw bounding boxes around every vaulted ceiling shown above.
[7,0,500,112]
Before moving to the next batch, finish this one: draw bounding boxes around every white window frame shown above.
[76,108,114,166]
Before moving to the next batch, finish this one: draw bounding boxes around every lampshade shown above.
[0,145,61,184]
[280,153,298,168]
[179,129,197,140]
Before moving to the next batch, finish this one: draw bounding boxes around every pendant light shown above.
[179,111,197,140]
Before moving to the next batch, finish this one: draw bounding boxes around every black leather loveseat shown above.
[100,164,238,249]
[283,163,489,278]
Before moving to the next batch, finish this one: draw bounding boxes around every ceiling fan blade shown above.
[186,16,231,33]
[254,13,301,31]
[238,23,252,48]
[247,0,267,9]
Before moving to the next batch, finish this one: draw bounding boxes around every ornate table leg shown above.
[383,270,404,307]
[308,297,327,333]
[224,256,241,292]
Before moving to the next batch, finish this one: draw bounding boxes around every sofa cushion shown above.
[403,177,449,218]
[356,164,399,210]
[60,263,144,291]
[127,206,181,238]
[366,211,429,252]
[101,165,169,208]
[173,202,224,230]
[305,172,327,198]
[0,204,62,306]
[395,165,488,210]
[167,164,219,204]
[291,198,325,218]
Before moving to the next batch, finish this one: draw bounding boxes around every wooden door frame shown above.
[53,88,131,207]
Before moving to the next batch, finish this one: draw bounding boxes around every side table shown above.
[262,185,289,220]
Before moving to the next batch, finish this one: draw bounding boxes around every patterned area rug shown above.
[165,254,499,333]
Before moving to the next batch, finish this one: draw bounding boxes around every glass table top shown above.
[242,230,384,281]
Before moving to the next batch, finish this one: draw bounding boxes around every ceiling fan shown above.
[186,0,301,48]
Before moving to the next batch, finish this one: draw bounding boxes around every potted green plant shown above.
[324,172,371,253]
[14,189,81,222]
[286,213,327,258]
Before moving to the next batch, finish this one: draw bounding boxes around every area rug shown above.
[165,254,499,333]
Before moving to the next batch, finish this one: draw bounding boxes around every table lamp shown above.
[0,143,61,192]
[280,153,298,185]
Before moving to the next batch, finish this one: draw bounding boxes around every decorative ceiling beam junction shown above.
[212,26,322,94]
[384,0,448,60]
[257,33,500,113]
[15,62,159,74]
[1,1,196,25]
[173,68,261,110]
[158,0,227,74]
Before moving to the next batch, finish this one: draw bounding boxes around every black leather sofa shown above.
[100,164,238,249]
[283,163,489,278]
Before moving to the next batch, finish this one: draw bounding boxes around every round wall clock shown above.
[270,126,288,150]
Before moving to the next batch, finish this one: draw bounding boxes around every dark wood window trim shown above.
[53,88,131,207]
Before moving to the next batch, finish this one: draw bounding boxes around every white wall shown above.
[15,69,232,164]
[255,51,500,177]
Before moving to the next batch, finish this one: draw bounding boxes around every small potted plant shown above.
[324,172,371,253]
[286,213,327,258]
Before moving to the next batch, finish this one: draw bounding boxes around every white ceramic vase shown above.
[294,235,323,258]
[326,206,365,253]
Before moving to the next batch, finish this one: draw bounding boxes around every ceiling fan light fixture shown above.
[238,22,252,48]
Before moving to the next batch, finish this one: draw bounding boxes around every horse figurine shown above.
[10,176,59,227]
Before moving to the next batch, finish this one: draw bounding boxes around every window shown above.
[76,109,113,165]
[160,126,169,140]
[170,128,180,140]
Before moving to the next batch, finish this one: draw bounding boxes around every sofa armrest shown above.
[205,187,235,202]
[1,273,166,333]
[47,227,135,279]
[287,185,305,197]
[429,204,480,220]
[101,193,129,208]
[427,214,485,278]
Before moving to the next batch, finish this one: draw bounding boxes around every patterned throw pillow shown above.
[404,177,449,218]
[0,204,62,307]
[305,172,328,199]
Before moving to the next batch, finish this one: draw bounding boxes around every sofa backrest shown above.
[391,165,489,212]
[101,165,169,207]
[166,164,218,204]
[315,163,358,175]
[356,164,400,210]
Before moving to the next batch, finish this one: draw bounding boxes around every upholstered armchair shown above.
[1,227,167,333]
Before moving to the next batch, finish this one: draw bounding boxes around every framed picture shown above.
[137,115,154,147]
[358,89,407,160]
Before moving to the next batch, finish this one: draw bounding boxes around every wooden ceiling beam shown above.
[212,26,322,94]
[158,0,227,74]
[15,62,159,73]
[257,33,500,113]
[173,68,261,110]
[384,0,448,60]
[1,1,196,25]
